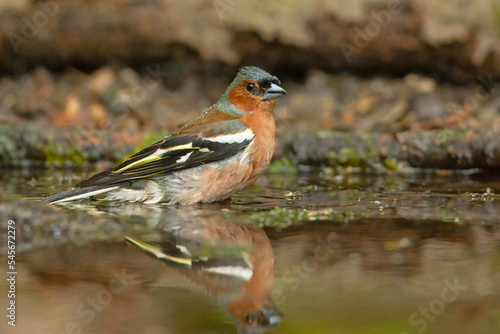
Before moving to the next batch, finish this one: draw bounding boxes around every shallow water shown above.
[1,168,500,334]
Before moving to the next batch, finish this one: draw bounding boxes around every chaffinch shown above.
[125,215,283,333]
[46,66,286,204]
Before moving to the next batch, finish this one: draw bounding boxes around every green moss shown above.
[268,157,297,173]
[356,130,376,143]
[383,157,398,171]
[434,129,467,145]
[0,135,25,165]
[43,142,86,166]
[250,207,363,228]
[27,133,43,150]
[338,147,362,166]
[327,147,385,172]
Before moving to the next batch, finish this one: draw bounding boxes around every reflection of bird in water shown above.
[125,214,283,334]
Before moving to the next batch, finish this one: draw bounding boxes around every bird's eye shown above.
[245,83,256,92]
[245,311,265,326]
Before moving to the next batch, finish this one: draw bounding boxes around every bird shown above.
[125,211,283,333]
[45,66,287,205]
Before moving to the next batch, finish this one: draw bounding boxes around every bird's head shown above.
[215,66,287,116]
[235,304,283,334]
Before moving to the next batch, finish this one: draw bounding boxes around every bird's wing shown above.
[125,232,253,273]
[76,120,254,187]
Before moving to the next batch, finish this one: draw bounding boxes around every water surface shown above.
[1,168,499,334]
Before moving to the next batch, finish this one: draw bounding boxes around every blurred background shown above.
[0,0,500,168]
[1,1,500,334]
[1,0,500,169]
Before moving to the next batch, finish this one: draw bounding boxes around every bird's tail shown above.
[44,185,119,204]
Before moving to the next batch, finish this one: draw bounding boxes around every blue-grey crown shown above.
[215,66,279,117]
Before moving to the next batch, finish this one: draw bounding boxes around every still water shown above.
[1,168,499,334]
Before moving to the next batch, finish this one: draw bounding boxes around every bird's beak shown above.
[262,83,287,101]
[264,308,283,326]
